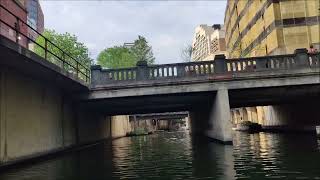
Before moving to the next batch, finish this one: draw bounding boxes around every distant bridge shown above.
[130,112,189,121]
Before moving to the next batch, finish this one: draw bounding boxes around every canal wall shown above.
[0,66,111,164]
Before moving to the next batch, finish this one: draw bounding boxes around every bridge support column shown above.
[190,88,232,144]
[206,88,233,144]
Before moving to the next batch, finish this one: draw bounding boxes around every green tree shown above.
[34,29,92,77]
[97,35,155,69]
[130,35,155,64]
[97,46,136,69]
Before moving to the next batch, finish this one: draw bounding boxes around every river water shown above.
[1,131,320,179]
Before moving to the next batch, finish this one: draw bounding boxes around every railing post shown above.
[90,65,102,86]
[44,39,47,60]
[86,69,90,83]
[294,48,309,67]
[62,52,65,69]
[177,65,185,77]
[76,62,79,77]
[15,18,20,43]
[214,54,227,73]
[136,60,149,80]
[256,58,268,70]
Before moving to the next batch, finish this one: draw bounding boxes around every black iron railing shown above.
[0,4,90,83]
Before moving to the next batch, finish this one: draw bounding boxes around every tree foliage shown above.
[97,35,155,69]
[34,29,92,74]
[97,46,136,69]
[130,35,155,64]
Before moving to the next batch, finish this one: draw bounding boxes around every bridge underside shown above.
[81,84,320,115]
[83,92,212,115]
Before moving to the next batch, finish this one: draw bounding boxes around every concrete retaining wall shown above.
[0,67,110,164]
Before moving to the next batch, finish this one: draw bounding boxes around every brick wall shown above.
[0,0,28,46]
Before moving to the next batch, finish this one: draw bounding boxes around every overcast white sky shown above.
[40,1,227,64]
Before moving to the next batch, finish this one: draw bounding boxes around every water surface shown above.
[1,131,320,179]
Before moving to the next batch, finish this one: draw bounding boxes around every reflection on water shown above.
[0,132,320,179]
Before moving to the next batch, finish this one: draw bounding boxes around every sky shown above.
[40,1,227,64]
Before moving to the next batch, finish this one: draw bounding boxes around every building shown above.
[191,24,226,61]
[224,0,320,129]
[224,0,320,58]
[0,0,28,46]
[25,0,44,40]
[0,0,43,44]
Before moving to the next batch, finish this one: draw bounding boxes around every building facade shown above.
[0,0,44,45]
[191,24,226,61]
[25,0,43,33]
[225,0,320,129]
[25,0,43,40]
[0,0,28,45]
[224,0,320,58]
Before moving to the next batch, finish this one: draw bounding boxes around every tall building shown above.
[224,0,320,58]
[25,0,44,40]
[191,24,226,61]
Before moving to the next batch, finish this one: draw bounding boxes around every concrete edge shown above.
[0,35,89,90]
[0,139,109,172]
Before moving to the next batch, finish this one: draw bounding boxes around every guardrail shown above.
[0,4,90,82]
[91,48,319,86]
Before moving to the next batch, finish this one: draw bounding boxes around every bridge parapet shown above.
[91,49,319,88]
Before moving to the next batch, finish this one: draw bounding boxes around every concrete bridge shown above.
[81,49,319,143]
[131,112,189,121]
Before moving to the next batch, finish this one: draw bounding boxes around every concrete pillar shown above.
[190,89,233,144]
[214,54,227,73]
[257,106,266,125]
[136,60,149,80]
[111,115,130,138]
[206,88,233,144]
[294,48,309,67]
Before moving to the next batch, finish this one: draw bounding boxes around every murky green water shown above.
[1,131,320,179]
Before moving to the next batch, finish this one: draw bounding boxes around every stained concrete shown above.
[111,115,131,138]
[206,89,232,143]
[0,66,110,163]
[190,89,232,143]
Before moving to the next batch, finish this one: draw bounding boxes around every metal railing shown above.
[91,49,319,86]
[0,4,90,82]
